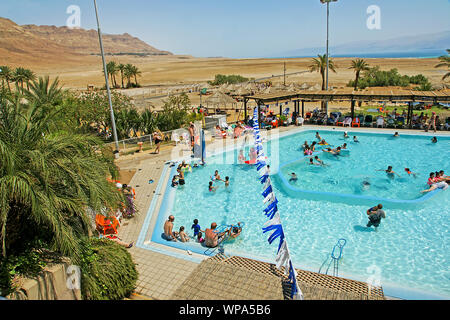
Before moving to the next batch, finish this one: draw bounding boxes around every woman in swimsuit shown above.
[152,131,163,154]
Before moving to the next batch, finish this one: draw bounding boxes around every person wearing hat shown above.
[366,204,386,229]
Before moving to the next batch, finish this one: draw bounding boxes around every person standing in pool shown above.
[377,166,400,179]
[366,204,386,229]
[209,181,218,192]
[224,176,230,187]
[289,172,298,181]
[191,219,203,237]
[344,131,349,139]
[431,137,438,143]
[212,170,224,182]
[404,168,418,178]
[315,132,322,141]
[393,132,399,138]
[353,136,359,143]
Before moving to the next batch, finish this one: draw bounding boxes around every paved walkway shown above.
[115,124,449,300]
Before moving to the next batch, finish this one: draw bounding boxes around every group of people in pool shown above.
[421,170,450,193]
[302,132,354,157]
[209,170,230,192]
[163,215,242,247]
[238,148,258,164]
[171,161,194,188]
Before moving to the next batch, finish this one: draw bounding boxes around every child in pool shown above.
[431,137,437,143]
[178,226,189,242]
[353,136,359,143]
[289,172,298,181]
[225,176,230,187]
[344,131,349,139]
[209,181,218,192]
[197,231,205,243]
[377,166,400,179]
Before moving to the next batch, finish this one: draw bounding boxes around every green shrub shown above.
[208,74,249,86]
[79,238,138,300]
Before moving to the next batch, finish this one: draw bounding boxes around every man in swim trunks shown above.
[314,155,325,166]
[377,166,400,179]
[366,204,386,228]
[205,222,228,248]
[289,172,298,181]
[163,215,178,241]
[189,122,195,148]
[177,168,185,185]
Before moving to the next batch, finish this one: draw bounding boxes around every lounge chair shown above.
[363,115,373,127]
[351,117,360,127]
[386,118,396,128]
[376,117,384,128]
[343,117,352,127]
[336,116,345,126]
[96,214,120,236]
[171,132,181,146]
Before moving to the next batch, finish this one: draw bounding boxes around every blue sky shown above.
[1,0,449,58]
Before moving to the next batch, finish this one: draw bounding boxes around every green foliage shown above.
[0,242,49,296]
[79,238,138,300]
[155,93,192,132]
[347,67,432,90]
[0,87,123,262]
[208,74,249,86]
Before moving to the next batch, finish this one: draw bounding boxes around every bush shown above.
[79,238,138,300]
[208,74,249,86]
[347,67,432,90]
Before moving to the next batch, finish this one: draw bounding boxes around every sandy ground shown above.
[31,55,445,90]
[25,55,448,116]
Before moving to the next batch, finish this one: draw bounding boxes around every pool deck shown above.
[115,124,449,300]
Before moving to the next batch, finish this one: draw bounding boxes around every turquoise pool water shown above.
[163,129,450,299]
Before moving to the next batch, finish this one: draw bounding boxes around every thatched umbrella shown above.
[205,91,237,114]
[233,86,251,96]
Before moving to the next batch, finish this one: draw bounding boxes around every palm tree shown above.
[25,76,64,107]
[13,67,28,93]
[0,66,14,92]
[23,68,37,91]
[130,65,142,87]
[118,63,126,89]
[0,90,122,260]
[435,49,450,81]
[349,59,370,90]
[124,64,134,88]
[309,54,337,90]
[105,61,118,88]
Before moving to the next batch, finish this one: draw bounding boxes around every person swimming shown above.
[224,176,230,187]
[344,131,349,139]
[404,168,418,178]
[208,181,218,192]
[341,143,347,150]
[377,166,400,179]
[361,180,371,191]
[431,137,437,143]
[302,141,309,150]
[289,172,298,182]
[353,136,359,143]
[314,155,325,166]
[393,132,399,138]
[318,139,329,145]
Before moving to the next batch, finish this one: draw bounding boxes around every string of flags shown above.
[251,107,304,300]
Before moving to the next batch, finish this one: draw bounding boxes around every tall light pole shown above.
[320,0,337,115]
[93,0,120,158]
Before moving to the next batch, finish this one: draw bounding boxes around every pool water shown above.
[167,129,450,298]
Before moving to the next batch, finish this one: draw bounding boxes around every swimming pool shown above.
[150,128,450,299]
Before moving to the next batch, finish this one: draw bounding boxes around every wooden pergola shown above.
[242,88,450,128]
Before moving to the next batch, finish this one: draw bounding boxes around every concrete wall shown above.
[7,262,81,300]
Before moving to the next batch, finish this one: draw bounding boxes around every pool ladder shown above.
[319,238,347,277]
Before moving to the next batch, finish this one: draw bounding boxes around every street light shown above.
[93,0,120,158]
[320,0,337,115]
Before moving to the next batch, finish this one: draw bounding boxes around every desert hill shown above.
[0,17,171,67]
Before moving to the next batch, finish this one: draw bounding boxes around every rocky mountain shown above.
[0,17,171,66]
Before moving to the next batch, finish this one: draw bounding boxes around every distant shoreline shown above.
[265,51,444,60]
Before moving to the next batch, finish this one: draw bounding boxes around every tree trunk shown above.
[354,71,360,90]
[121,72,124,89]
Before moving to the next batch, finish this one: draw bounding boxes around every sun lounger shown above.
[376,117,384,128]
[343,117,352,127]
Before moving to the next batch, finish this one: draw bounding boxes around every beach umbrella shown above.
[205,90,236,105]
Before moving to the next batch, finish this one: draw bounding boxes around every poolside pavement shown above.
[115,124,449,300]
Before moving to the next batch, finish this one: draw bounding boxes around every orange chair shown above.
[96,214,120,235]
[351,117,360,127]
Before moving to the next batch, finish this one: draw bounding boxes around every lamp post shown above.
[320,0,337,115]
[93,0,120,158]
